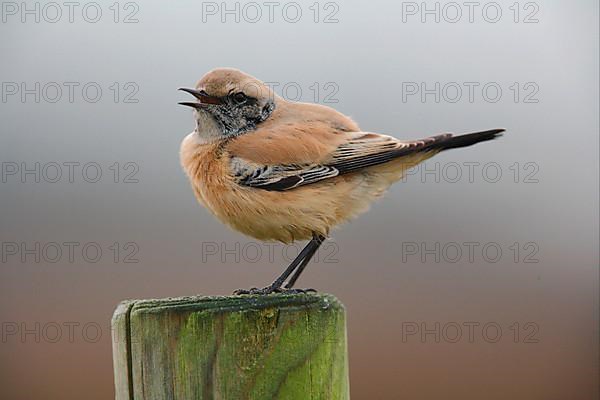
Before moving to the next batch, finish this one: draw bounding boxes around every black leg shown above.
[233,234,326,295]
[285,234,325,289]
[267,236,321,291]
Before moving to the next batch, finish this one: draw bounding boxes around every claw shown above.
[232,287,317,295]
[285,288,317,294]
[232,287,262,295]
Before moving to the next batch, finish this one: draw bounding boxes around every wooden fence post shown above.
[111,293,349,400]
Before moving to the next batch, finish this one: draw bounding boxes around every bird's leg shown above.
[264,236,321,292]
[233,235,322,295]
[284,234,325,289]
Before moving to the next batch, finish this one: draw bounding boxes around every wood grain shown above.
[112,294,349,400]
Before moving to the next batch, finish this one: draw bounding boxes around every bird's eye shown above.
[232,92,247,104]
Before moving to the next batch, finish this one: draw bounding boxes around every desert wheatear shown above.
[179,68,504,294]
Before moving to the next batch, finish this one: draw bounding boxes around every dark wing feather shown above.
[232,130,504,191]
[231,158,339,191]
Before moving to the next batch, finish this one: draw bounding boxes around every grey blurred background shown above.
[1,0,598,399]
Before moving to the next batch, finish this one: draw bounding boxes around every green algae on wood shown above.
[111,293,349,400]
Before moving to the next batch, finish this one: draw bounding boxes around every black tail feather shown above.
[433,129,505,152]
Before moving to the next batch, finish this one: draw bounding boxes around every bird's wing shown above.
[324,129,504,175]
[227,124,454,191]
[230,158,340,191]
[326,132,450,174]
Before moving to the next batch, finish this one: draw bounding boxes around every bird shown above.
[179,68,504,295]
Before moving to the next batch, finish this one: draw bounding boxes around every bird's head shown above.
[179,68,277,141]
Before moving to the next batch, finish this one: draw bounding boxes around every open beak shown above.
[178,87,222,109]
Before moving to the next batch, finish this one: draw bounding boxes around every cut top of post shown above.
[112,293,349,400]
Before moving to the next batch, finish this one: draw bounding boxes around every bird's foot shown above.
[280,287,317,294]
[232,286,317,295]
[232,287,267,295]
